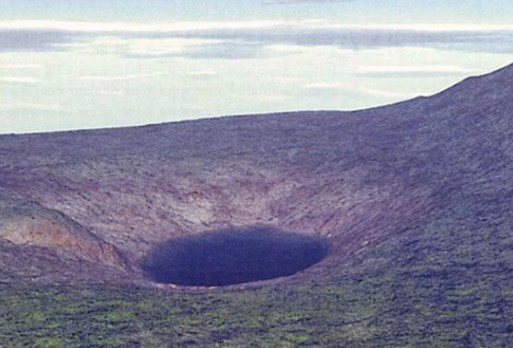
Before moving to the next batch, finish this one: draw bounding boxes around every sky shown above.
[1,0,513,134]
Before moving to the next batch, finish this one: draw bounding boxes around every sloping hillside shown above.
[0,63,512,346]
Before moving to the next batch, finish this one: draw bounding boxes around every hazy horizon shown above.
[1,0,513,134]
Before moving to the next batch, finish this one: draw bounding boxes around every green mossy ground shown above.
[3,203,513,347]
[3,220,513,348]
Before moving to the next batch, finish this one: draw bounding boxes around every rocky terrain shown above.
[0,63,513,346]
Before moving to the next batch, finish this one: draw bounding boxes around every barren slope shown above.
[0,63,512,289]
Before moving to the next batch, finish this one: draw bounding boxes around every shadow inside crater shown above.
[141,226,330,286]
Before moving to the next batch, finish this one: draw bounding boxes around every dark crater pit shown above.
[141,226,330,286]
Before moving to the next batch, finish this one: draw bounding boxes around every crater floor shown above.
[141,226,330,286]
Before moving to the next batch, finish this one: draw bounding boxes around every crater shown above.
[141,226,330,286]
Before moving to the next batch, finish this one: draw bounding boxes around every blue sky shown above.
[3,0,513,23]
[1,0,513,133]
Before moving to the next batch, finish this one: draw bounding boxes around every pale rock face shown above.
[1,218,130,269]
[0,195,139,282]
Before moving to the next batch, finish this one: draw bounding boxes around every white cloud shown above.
[97,90,125,96]
[0,103,63,111]
[54,36,224,58]
[0,20,285,33]
[127,38,221,57]
[0,64,41,69]
[2,19,513,34]
[185,70,219,78]
[304,22,513,32]
[2,20,513,57]
[0,77,41,84]
[360,87,419,99]
[356,64,473,74]
[303,82,343,89]
[78,72,162,82]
